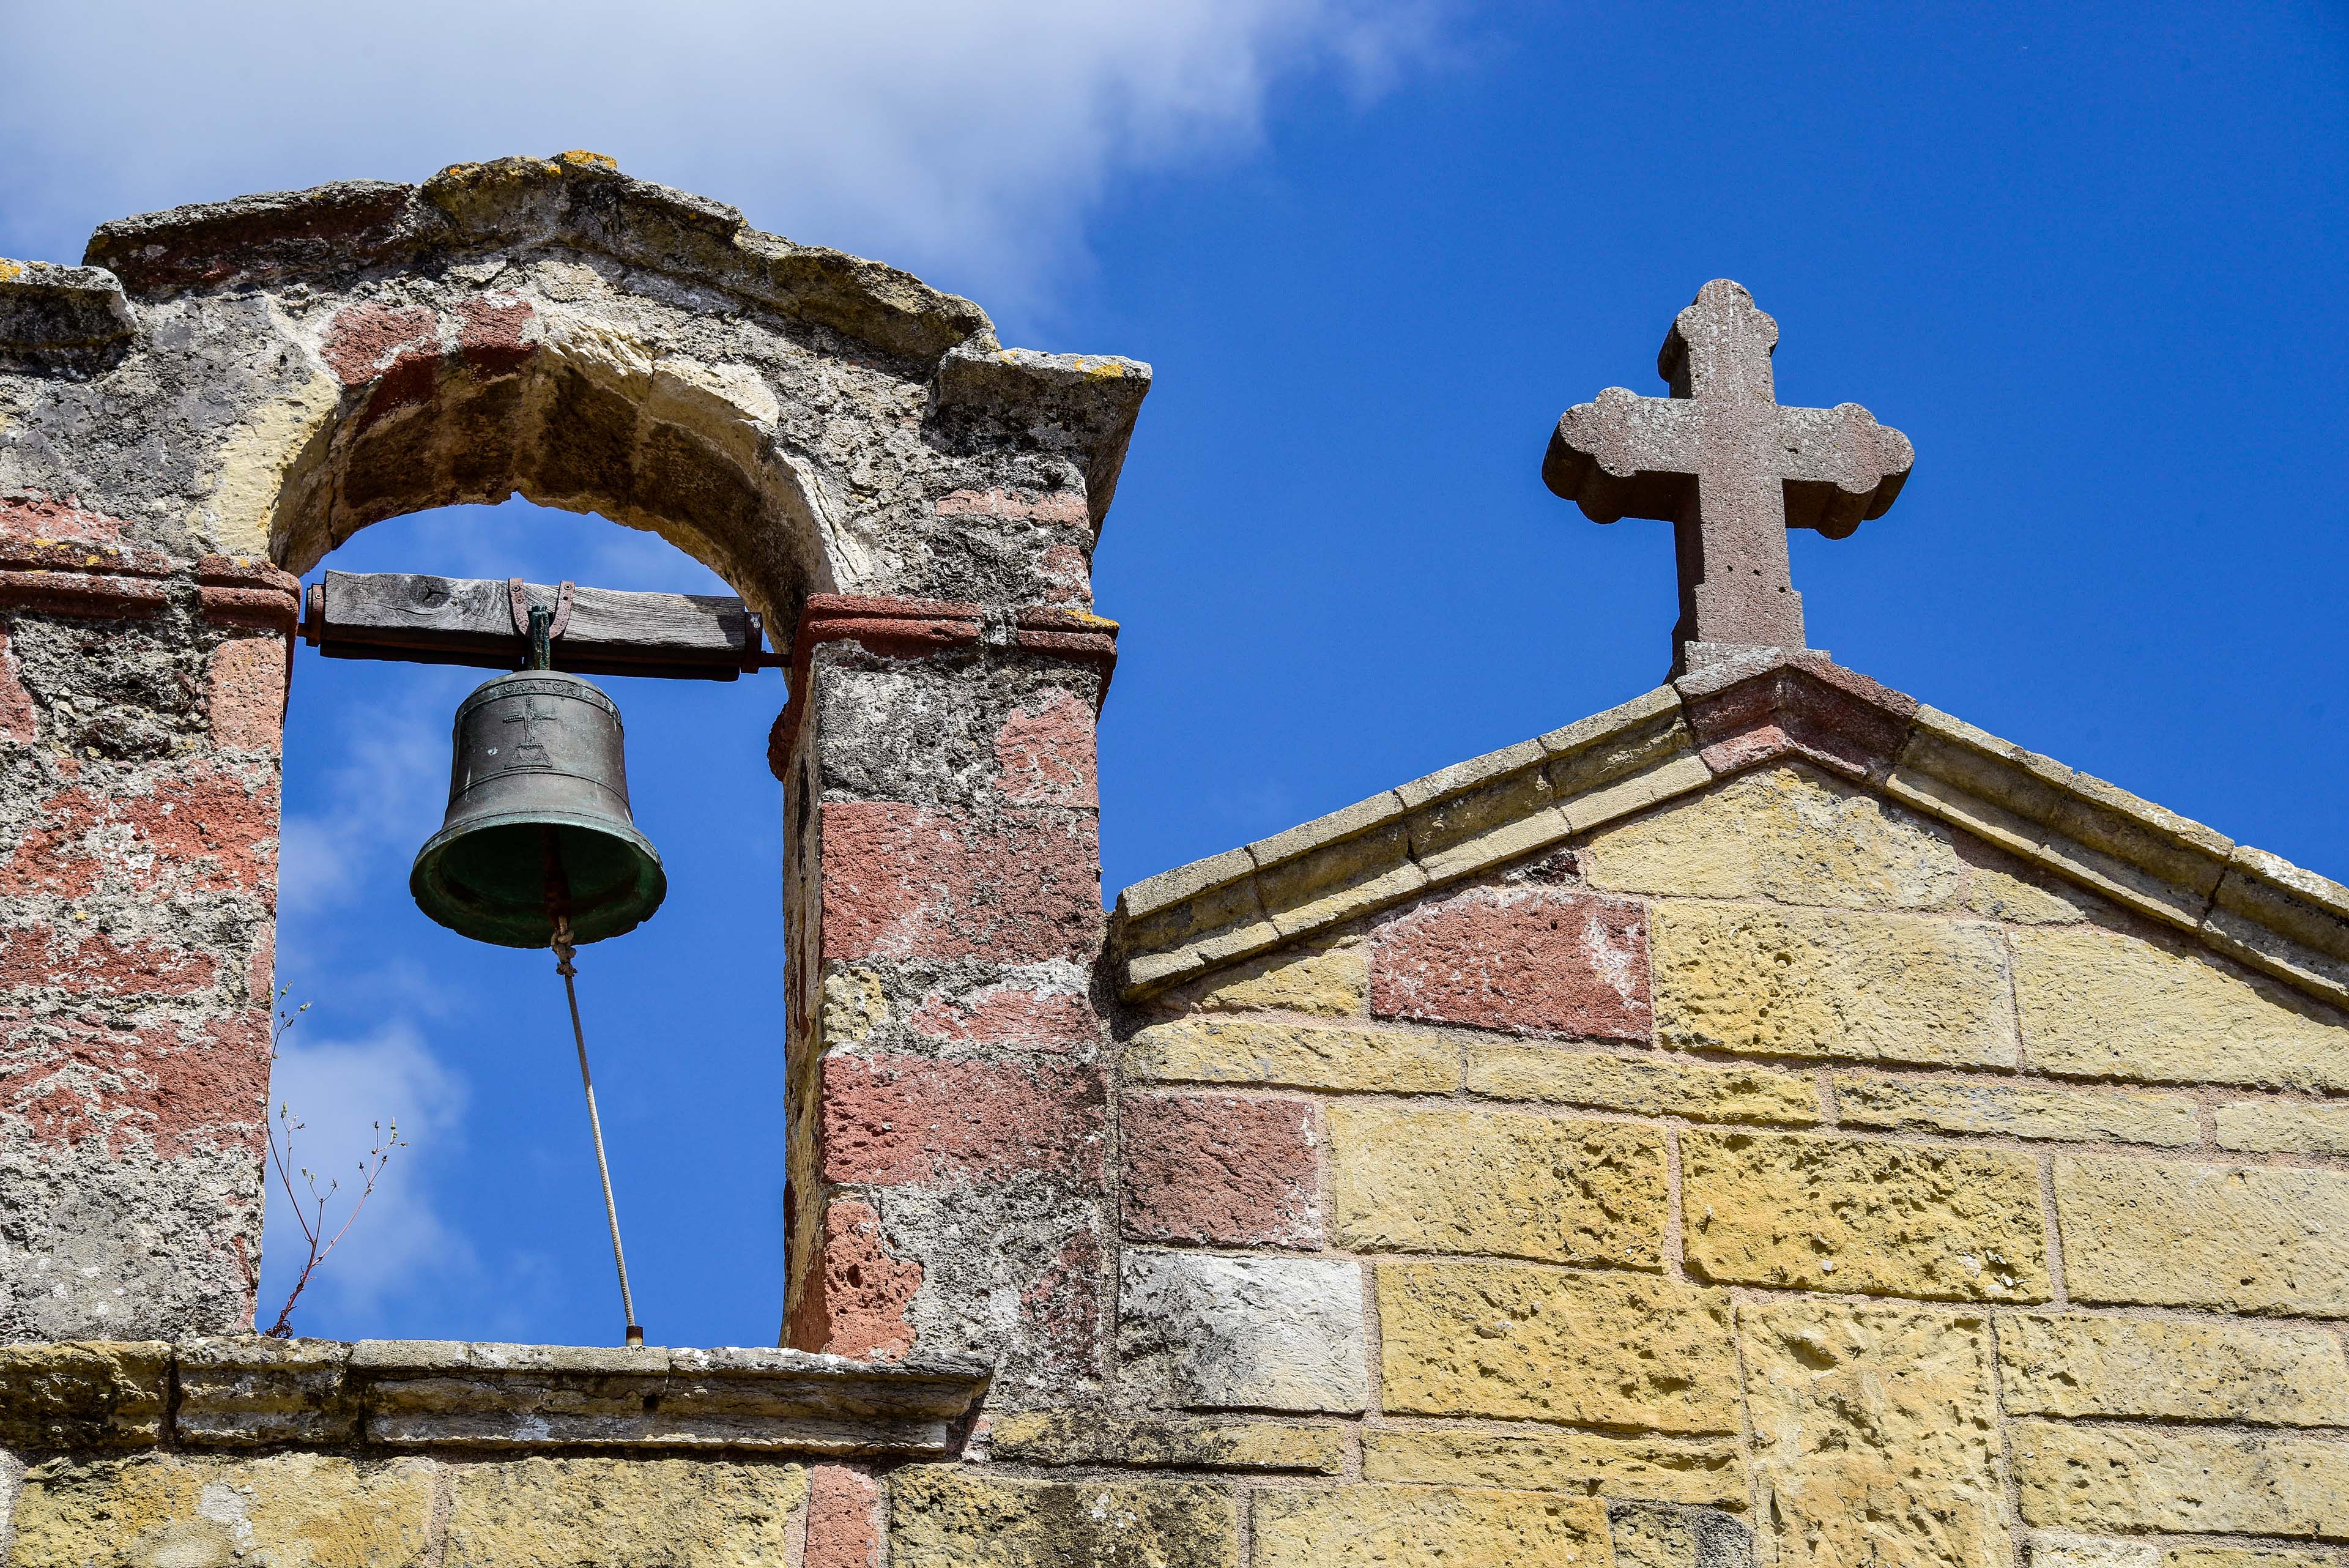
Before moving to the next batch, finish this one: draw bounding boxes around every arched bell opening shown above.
[236,288,852,1345]
[262,303,842,633]
[260,431,812,1351]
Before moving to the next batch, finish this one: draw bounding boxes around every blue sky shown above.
[7,3,2345,1347]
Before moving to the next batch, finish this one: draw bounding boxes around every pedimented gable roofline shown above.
[1109,647,2349,1009]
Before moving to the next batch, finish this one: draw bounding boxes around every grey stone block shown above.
[1119,1250,1366,1413]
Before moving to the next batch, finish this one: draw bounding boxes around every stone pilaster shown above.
[774,595,1118,1402]
[0,519,297,1339]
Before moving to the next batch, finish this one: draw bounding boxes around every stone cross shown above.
[1544,280,1913,675]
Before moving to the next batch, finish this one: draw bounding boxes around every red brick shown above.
[0,1006,269,1158]
[1,763,278,901]
[1019,1227,1105,1385]
[804,1464,883,1568]
[0,630,35,743]
[246,926,275,1008]
[1680,654,1917,782]
[1037,542,1092,608]
[0,927,218,998]
[909,984,1097,1049]
[207,636,287,751]
[0,494,129,545]
[1122,1093,1322,1247]
[1371,884,1650,1040]
[993,690,1097,807]
[360,349,442,428]
[455,295,537,376]
[320,303,437,385]
[784,1198,921,1362]
[818,802,1099,964]
[818,1052,1104,1188]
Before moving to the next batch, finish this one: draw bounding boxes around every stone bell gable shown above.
[1107,648,2349,1566]
[0,152,1145,1356]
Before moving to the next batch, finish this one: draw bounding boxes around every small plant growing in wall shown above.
[260,989,406,1339]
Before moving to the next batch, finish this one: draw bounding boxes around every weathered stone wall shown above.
[0,533,297,1340]
[1088,666,2349,1568]
[777,595,1117,1398]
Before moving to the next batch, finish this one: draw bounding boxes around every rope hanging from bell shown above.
[525,603,643,1350]
[552,912,642,1348]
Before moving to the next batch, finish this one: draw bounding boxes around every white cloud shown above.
[0,0,1456,312]
[258,1022,472,1320]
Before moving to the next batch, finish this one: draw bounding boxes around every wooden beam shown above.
[304,571,770,682]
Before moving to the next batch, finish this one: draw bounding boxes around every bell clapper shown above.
[552,912,644,1350]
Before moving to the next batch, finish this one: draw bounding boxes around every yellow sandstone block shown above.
[2054,1155,2349,1317]
[1376,1260,1740,1433]
[1831,1073,2199,1146]
[2162,1548,2344,1568]
[1998,1312,2349,1425]
[2013,925,2349,1091]
[1330,1102,1666,1266]
[1253,1484,1611,1568]
[1742,1300,2013,1568]
[1682,1130,2050,1301]
[1652,904,2016,1068]
[2027,1536,2158,1568]
[1362,1427,1745,1508]
[1173,940,1368,1017]
[891,1466,1238,1567]
[0,1340,171,1448]
[2009,1420,2349,1538]
[1126,1016,1457,1092]
[442,1457,808,1568]
[1468,1044,1820,1126]
[1585,764,1965,910]
[1964,855,2101,925]
[820,967,887,1043]
[11,1452,438,1568]
[2217,1098,2349,1157]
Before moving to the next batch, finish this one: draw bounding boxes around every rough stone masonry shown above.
[4,164,2349,1567]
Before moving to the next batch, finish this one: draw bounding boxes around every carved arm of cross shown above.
[1543,280,1913,675]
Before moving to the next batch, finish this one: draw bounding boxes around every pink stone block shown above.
[1122,1092,1322,1247]
[818,1052,1104,1187]
[819,802,1099,964]
[1371,884,1650,1040]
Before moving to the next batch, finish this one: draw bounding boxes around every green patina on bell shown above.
[411,631,666,948]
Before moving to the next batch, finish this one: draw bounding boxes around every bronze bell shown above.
[410,660,666,949]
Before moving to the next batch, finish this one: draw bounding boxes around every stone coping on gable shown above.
[0,1338,990,1458]
[1108,648,2349,1011]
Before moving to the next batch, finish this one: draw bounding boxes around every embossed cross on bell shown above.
[410,601,667,948]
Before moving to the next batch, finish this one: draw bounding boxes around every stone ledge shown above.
[0,548,305,626]
[0,261,135,354]
[765,595,1121,778]
[1110,652,2349,1014]
[0,1339,989,1457]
